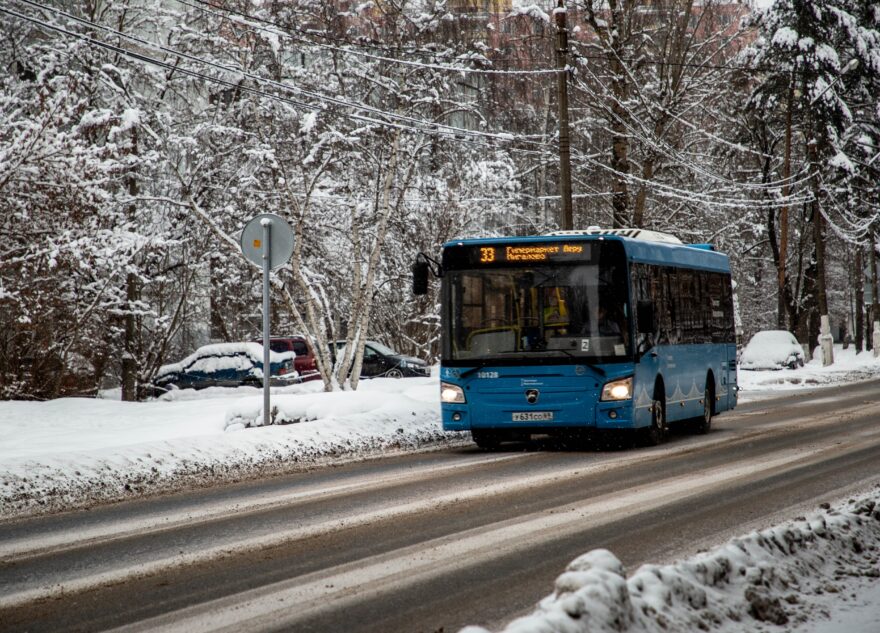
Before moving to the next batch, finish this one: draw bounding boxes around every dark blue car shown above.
[152,343,297,392]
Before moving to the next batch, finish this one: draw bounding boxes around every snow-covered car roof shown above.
[739,330,804,370]
[157,343,294,378]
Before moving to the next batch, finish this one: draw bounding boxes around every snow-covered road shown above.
[2,375,879,632]
[2,346,878,520]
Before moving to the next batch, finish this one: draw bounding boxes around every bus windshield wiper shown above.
[456,351,606,376]
[458,365,483,378]
[579,360,606,376]
[541,349,605,375]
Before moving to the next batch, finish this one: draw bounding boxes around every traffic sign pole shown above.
[262,218,272,427]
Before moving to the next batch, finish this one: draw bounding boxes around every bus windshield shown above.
[443,258,631,363]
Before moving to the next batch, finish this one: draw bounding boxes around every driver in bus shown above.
[597,304,620,336]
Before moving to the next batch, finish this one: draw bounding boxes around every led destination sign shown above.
[445,242,593,268]
[484,243,585,263]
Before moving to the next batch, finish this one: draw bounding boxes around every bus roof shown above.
[441,231,730,274]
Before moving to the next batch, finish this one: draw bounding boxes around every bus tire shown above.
[641,393,666,447]
[695,382,714,435]
[472,430,501,451]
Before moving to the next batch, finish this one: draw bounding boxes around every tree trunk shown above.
[812,204,828,317]
[348,133,402,390]
[610,97,629,227]
[855,247,864,352]
[807,129,832,365]
[121,128,139,401]
[871,230,879,352]
[631,156,654,229]
[777,78,795,330]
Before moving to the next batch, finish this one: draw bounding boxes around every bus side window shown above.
[632,264,656,354]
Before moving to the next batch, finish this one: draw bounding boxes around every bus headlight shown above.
[601,377,633,401]
[441,382,466,404]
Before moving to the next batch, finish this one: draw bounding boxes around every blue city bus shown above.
[413,228,737,448]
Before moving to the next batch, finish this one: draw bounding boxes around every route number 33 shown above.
[480,247,496,263]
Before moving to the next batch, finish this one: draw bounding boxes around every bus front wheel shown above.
[472,430,501,451]
[641,396,666,447]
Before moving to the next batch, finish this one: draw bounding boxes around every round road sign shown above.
[240,213,295,270]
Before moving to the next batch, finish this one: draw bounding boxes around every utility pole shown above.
[554,0,573,230]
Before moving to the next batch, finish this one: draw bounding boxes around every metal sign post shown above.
[240,214,295,427]
[261,219,272,426]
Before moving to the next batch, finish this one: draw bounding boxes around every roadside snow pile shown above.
[224,379,434,430]
[463,489,880,633]
[738,344,880,395]
[0,375,463,519]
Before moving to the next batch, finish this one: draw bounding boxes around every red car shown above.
[252,336,321,382]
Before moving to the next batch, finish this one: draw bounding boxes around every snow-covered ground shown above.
[1,345,878,631]
[0,374,464,518]
[463,489,880,633]
[737,344,880,402]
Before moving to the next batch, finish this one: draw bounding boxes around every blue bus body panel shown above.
[631,343,737,427]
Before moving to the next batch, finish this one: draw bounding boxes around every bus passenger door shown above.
[724,342,738,410]
[634,343,663,428]
[633,298,664,428]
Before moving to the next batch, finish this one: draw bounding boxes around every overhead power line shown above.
[185,0,788,76]
[6,1,548,148]
[178,0,562,77]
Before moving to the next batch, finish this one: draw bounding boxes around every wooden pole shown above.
[554,0,573,230]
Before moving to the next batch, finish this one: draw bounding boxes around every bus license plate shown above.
[512,411,553,422]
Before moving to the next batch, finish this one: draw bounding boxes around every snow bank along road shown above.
[1,379,879,633]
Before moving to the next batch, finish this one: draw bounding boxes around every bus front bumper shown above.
[441,400,637,432]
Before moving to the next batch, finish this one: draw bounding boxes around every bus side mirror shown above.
[412,259,429,295]
[637,301,655,332]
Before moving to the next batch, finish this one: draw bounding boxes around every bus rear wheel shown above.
[694,383,713,434]
[472,430,501,451]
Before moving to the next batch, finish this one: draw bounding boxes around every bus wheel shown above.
[641,397,666,446]
[472,430,500,451]
[695,383,713,435]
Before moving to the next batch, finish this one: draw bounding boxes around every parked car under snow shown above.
[151,343,298,393]
[739,330,806,370]
[332,340,430,378]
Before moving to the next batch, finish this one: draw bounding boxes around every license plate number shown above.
[512,411,553,422]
